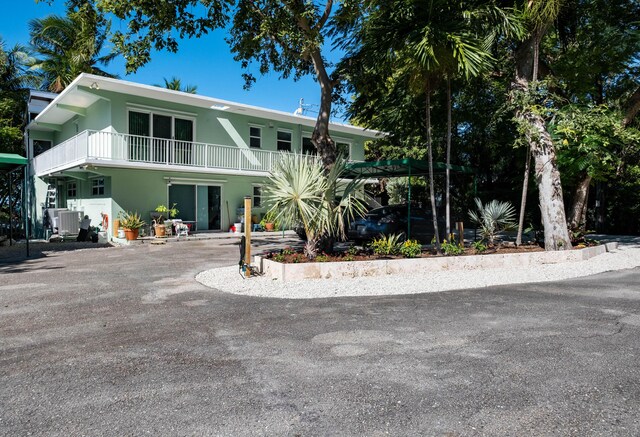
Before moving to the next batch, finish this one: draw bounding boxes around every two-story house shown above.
[26,73,379,238]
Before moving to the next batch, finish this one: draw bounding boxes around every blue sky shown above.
[2,1,328,117]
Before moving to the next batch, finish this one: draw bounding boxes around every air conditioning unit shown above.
[57,211,82,235]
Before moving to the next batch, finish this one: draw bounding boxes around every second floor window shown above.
[249,126,261,148]
[302,137,316,155]
[277,130,292,151]
[33,139,52,157]
[337,142,351,159]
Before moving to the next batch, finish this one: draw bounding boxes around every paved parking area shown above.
[2,237,640,435]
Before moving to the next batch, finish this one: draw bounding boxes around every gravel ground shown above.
[196,242,640,299]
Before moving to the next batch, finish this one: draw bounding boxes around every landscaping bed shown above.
[264,243,545,264]
[256,242,617,282]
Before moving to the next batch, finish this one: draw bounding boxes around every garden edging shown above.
[256,242,618,282]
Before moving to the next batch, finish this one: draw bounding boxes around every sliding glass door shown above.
[169,184,222,231]
[153,114,171,163]
[128,110,194,165]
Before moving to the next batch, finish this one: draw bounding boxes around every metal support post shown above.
[244,196,252,277]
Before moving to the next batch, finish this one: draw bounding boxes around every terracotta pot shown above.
[154,224,166,237]
[123,228,139,241]
[265,222,275,232]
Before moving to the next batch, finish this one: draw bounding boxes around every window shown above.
[302,136,316,155]
[67,182,77,198]
[33,140,52,157]
[128,110,195,140]
[128,109,195,164]
[92,178,105,196]
[277,130,292,151]
[336,142,351,159]
[253,186,262,208]
[249,126,261,148]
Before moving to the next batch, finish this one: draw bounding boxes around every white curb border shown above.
[256,243,619,282]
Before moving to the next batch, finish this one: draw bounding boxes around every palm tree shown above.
[0,38,39,91]
[264,153,366,259]
[510,0,572,250]
[155,76,198,94]
[29,6,117,93]
[342,0,520,252]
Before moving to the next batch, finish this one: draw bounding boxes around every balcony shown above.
[33,130,318,177]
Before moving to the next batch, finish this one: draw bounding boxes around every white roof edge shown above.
[33,73,383,138]
[31,74,88,124]
[29,89,59,100]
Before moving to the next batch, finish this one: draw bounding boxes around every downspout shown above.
[23,164,29,257]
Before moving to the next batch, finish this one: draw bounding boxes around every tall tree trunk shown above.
[515,146,531,246]
[445,77,452,238]
[568,173,591,230]
[513,36,571,251]
[426,82,441,253]
[515,29,541,246]
[309,47,336,171]
[622,85,640,128]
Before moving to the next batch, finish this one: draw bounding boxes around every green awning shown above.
[0,153,28,171]
[345,157,475,179]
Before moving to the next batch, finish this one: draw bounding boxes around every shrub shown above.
[468,198,516,246]
[399,239,422,258]
[441,239,464,256]
[369,233,403,256]
[472,240,487,253]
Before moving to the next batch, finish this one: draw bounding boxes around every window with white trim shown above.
[249,126,262,148]
[92,178,105,196]
[336,141,351,159]
[33,139,52,157]
[253,185,262,208]
[67,181,77,198]
[302,136,316,155]
[277,130,292,151]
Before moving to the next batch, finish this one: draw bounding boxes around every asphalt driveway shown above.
[1,238,640,436]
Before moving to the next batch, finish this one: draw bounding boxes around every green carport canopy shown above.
[344,158,476,240]
[0,153,28,170]
[344,157,475,179]
[0,153,29,256]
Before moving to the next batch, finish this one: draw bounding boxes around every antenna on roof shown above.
[293,98,318,116]
[293,98,304,116]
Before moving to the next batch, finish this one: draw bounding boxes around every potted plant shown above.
[118,211,146,241]
[154,203,179,237]
[260,210,279,232]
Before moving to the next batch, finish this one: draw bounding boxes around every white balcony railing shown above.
[33,130,335,176]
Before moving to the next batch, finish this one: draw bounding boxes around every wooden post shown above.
[456,221,464,246]
[244,196,252,277]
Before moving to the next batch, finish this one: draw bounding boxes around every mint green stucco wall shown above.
[49,88,368,159]
[32,86,373,238]
[85,167,270,232]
